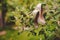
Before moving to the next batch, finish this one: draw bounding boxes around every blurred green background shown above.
[0,0,60,40]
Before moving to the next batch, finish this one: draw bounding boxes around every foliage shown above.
[0,0,60,40]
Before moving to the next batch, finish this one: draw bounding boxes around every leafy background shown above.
[0,0,60,40]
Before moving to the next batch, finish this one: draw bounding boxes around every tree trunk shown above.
[0,11,3,27]
[0,0,7,28]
